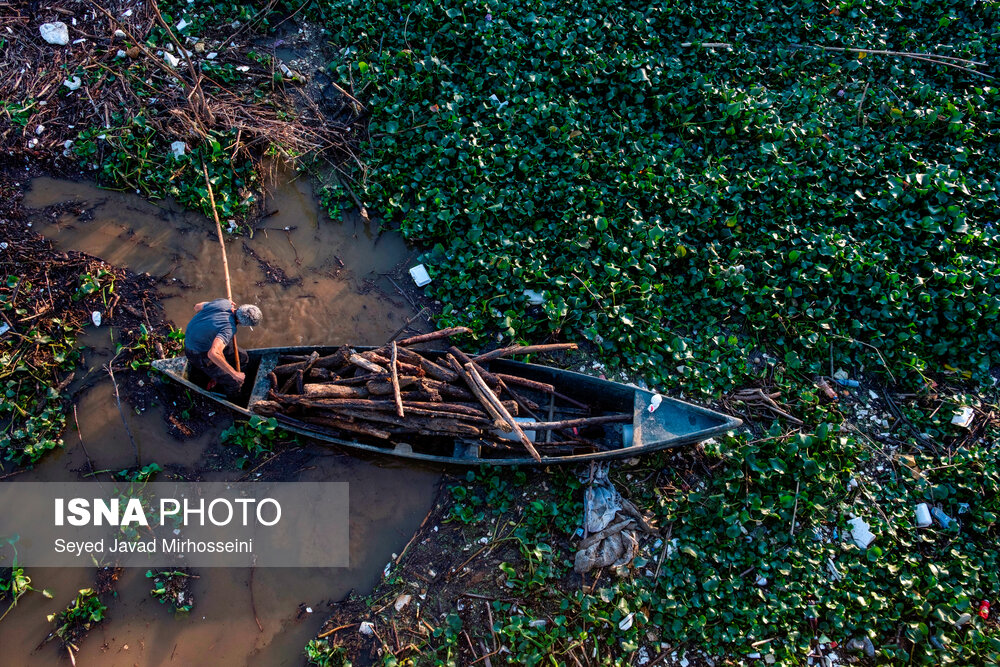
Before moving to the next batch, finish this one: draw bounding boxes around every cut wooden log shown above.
[323,408,484,436]
[396,401,490,418]
[446,355,509,430]
[514,414,631,431]
[448,346,501,389]
[419,377,474,401]
[250,400,282,416]
[300,415,392,439]
[494,373,589,410]
[498,379,540,414]
[360,350,425,377]
[306,367,332,381]
[495,373,554,393]
[319,373,385,386]
[253,411,396,442]
[319,404,492,425]
[398,389,442,403]
[302,384,369,399]
[413,381,443,403]
[465,363,541,462]
[280,369,304,395]
[300,350,322,376]
[396,327,471,347]
[451,400,519,416]
[390,341,404,418]
[348,353,386,374]
[472,343,578,364]
[366,376,420,395]
[274,348,350,375]
[395,347,458,382]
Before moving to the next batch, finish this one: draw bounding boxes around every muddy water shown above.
[0,176,440,665]
[23,173,417,347]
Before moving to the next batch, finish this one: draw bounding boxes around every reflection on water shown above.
[0,176,441,665]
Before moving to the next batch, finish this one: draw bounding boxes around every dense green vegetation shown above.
[74,121,259,221]
[317,0,999,394]
[436,431,999,665]
[46,588,107,646]
[294,1,999,664]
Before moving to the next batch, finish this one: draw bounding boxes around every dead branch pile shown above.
[0,0,359,187]
[250,331,630,460]
[725,387,803,425]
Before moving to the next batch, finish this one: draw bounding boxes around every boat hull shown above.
[152,346,741,466]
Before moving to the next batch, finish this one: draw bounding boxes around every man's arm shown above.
[206,336,245,385]
[194,299,236,313]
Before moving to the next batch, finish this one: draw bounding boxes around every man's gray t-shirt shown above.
[185,299,236,353]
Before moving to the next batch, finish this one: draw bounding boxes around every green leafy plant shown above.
[304,639,352,667]
[117,462,163,483]
[73,119,258,221]
[72,269,114,304]
[221,415,285,468]
[315,0,1000,398]
[47,588,107,645]
[146,570,194,613]
[0,100,36,128]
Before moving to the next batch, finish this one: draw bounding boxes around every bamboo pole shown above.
[390,341,405,417]
[202,162,240,373]
[465,363,541,462]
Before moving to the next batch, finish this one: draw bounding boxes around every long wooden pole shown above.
[202,163,240,372]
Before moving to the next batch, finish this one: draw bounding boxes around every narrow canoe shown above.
[151,346,741,466]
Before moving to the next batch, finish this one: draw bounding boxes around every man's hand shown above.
[207,337,242,383]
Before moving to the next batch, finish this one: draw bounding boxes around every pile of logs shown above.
[251,328,631,460]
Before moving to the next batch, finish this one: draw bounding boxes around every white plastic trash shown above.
[523,289,545,305]
[915,503,932,528]
[951,406,974,428]
[648,394,663,413]
[409,264,431,287]
[847,517,875,549]
[91,311,102,327]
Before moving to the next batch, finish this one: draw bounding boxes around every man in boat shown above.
[184,299,262,397]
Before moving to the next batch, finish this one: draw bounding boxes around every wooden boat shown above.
[151,345,740,466]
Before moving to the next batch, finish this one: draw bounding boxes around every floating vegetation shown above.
[317,0,1000,395]
[146,569,196,614]
[45,587,108,658]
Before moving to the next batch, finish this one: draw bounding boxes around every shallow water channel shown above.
[0,175,441,665]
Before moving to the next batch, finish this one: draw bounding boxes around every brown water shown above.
[0,176,440,665]
[23,173,418,347]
